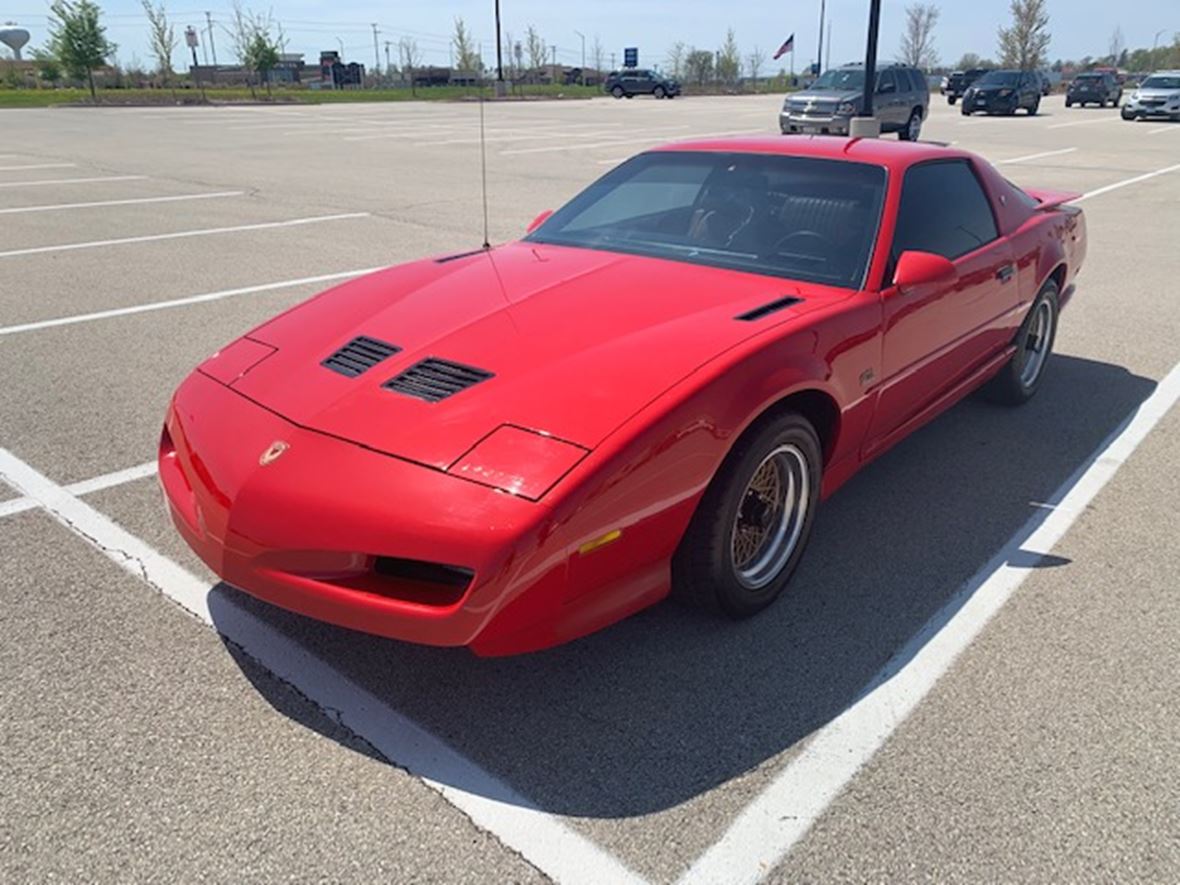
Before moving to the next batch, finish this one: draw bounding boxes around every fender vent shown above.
[735,296,804,322]
[383,358,494,403]
[322,336,401,377]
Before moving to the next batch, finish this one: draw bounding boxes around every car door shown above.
[865,159,1017,450]
[875,69,902,128]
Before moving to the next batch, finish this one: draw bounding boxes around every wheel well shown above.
[1047,263,1067,293]
[744,389,841,465]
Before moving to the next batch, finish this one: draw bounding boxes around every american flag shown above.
[772,34,795,60]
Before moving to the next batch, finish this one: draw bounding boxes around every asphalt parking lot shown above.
[1,93,1178,883]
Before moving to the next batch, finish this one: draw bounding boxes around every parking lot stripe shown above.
[0,191,244,216]
[997,147,1077,164]
[0,162,77,172]
[1048,117,1124,130]
[0,460,158,518]
[0,175,148,189]
[0,447,648,885]
[0,213,370,260]
[0,267,384,338]
[1147,125,1179,135]
[679,359,1180,885]
[1075,161,1180,202]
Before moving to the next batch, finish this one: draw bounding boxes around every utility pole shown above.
[384,39,391,76]
[826,20,832,68]
[551,44,557,83]
[610,51,616,71]
[574,30,585,85]
[205,11,217,67]
[816,0,825,75]
[372,23,380,80]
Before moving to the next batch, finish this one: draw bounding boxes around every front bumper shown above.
[1122,101,1180,119]
[964,93,1020,113]
[160,370,560,652]
[779,111,850,135]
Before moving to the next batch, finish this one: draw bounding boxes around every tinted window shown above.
[528,151,888,288]
[978,70,1020,87]
[876,69,897,93]
[902,69,923,91]
[892,160,998,263]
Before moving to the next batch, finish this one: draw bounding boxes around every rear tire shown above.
[984,280,1059,406]
[948,95,957,105]
[1065,98,1072,107]
[672,413,821,617]
[899,108,922,141]
[1028,96,1040,115]
[654,85,666,99]
[611,86,624,99]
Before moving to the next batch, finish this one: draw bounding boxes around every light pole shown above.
[494,0,504,86]
[1152,28,1167,69]
[574,30,585,85]
[851,0,882,137]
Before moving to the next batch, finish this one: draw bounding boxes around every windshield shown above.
[1142,75,1180,90]
[977,70,1020,87]
[811,68,865,91]
[525,151,887,289]
[1074,73,1102,82]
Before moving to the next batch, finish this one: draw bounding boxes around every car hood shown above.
[789,88,861,105]
[221,242,823,470]
[1133,88,1180,99]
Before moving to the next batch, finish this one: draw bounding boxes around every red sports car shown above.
[160,136,1086,656]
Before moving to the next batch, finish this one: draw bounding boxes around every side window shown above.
[902,69,921,92]
[876,69,897,93]
[892,161,999,264]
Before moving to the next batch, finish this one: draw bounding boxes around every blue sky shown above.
[3,0,1177,71]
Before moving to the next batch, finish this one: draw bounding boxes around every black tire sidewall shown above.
[673,413,822,618]
[986,280,1060,405]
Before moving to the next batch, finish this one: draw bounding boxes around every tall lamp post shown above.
[1152,28,1167,70]
[574,30,585,85]
[493,0,505,95]
[850,0,883,137]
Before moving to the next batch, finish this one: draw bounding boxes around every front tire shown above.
[611,86,624,99]
[672,413,821,617]
[654,85,666,99]
[948,95,957,105]
[984,280,1059,405]
[1028,96,1040,115]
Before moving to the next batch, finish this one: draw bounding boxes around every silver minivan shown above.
[780,62,930,140]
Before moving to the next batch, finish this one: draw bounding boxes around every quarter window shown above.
[892,160,998,263]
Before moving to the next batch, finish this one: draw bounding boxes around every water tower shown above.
[0,25,31,61]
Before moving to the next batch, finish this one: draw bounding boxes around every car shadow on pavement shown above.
[211,353,1154,819]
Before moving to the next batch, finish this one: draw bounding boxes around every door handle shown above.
[995,264,1015,283]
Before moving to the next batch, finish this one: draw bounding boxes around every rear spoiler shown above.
[1024,187,1083,211]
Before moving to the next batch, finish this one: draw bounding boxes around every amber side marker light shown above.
[578,529,622,556]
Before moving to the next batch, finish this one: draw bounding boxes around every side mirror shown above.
[526,209,554,234]
[891,250,957,293]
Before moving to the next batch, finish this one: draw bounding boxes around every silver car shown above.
[780,62,930,140]
[1121,71,1180,121]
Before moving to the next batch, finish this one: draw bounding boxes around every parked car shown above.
[604,68,680,99]
[1065,71,1122,107]
[780,62,930,140]
[944,68,988,104]
[161,136,1087,655]
[961,69,1042,115]
[1119,71,1180,120]
[1035,70,1053,95]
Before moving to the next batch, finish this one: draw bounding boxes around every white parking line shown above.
[1075,161,1180,201]
[679,359,1180,885]
[0,267,383,337]
[0,175,148,189]
[0,447,647,885]
[1047,116,1123,129]
[0,191,244,216]
[0,213,370,260]
[0,162,78,172]
[1147,125,1179,135]
[0,460,158,518]
[997,147,1077,164]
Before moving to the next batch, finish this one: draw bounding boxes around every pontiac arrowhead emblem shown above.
[259,440,289,466]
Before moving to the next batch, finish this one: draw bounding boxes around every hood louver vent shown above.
[322,336,401,377]
[735,296,804,322]
[383,358,494,403]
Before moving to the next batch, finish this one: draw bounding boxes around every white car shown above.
[1121,71,1180,121]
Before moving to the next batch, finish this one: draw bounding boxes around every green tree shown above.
[452,17,481,76]
[31,48,63,86]
[715,28,740,84]
[141,0,176,86]
[243,32,279,96]
[48,0,117,102]
[997,0,1051,70]
[685,48,713,86]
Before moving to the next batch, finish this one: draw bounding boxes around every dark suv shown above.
[1065,71,1121,107]
[961,69,1042,115]
[604,69,681,99]
[944,68,988,104]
